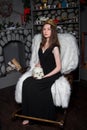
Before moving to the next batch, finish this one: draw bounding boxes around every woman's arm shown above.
[44,47,62,78]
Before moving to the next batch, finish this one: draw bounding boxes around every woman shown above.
[22,19,62,125]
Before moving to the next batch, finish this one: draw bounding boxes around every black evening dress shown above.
[22,46,61,121]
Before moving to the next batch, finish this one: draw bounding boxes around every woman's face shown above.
[42,24,52,39]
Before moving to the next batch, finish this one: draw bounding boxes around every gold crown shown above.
[44,19,57,27]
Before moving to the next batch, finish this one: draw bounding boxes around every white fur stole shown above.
[15,33,79,108]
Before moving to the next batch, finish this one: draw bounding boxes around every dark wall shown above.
[80,5,87,80]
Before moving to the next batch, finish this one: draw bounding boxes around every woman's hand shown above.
[35,63,41,67]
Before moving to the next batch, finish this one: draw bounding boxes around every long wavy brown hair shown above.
[40,23,60,50]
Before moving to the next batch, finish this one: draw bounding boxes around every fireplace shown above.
[0,29,32,77]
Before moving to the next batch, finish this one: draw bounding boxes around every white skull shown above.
[32,67,44,79]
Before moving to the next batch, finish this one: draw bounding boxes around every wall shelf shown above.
[33,6,79,12]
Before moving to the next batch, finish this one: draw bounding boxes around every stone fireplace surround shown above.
[0,28,32,77]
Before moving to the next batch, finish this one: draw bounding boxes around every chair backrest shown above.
[30,33,79,75]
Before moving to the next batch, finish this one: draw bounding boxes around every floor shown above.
[0,80,87,130]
